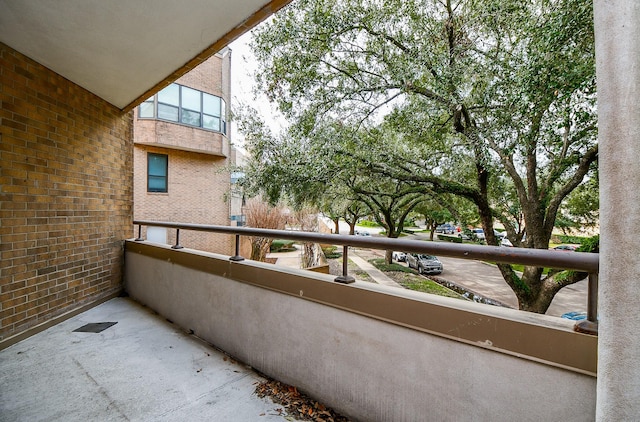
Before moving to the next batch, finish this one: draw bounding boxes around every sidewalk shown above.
[266,247,301,269]
[349,253,402,288]
[268,245,402,287]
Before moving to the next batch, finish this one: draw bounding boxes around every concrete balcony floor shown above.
[0,298,296,422]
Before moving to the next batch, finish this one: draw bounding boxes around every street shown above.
[335,221,588,317]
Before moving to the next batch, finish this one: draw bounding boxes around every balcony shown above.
[2,222,597,421]
[134,115,230,157]
[0,297,292,421]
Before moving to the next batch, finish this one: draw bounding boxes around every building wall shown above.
[0,43,133,341]
[133,51,234,255]
[133,145,233,253]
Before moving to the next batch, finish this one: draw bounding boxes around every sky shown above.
[228,29,286,148]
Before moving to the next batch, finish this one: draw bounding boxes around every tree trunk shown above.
[250,237,271,261]
[301,242,316,268]
[385,249,393,265]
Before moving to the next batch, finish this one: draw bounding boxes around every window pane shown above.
[220,99,226,119]
[203,114,220,131]
[181,109,201,126]
[182,87,201,112]
[148,154,167,176]
[158,84,179,106]
[148,154,167,192]
[148,176,167,191]
[139,101,154,118]
[203,93,220,116]
[157,104,178,121]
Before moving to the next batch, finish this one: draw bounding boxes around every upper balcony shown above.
[134,87,230,158]
[134,116,230,157]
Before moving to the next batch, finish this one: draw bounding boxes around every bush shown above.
[322,245,342,259]
[437,234,463,243]
[270,240,296,252]
[553,234,586,244]
[358,220,380,227]
[577,235,599,253]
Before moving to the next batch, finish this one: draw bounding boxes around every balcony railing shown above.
[133,219,599,335]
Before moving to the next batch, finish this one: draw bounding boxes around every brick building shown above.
[0,0,285,343]
[2,2,640,419]
[133,49,244,254]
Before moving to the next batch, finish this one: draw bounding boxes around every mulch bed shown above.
[255,379,351,421]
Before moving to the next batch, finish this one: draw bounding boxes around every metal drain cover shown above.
[73,322,117,333]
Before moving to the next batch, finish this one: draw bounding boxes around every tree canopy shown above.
[240,0,597,313]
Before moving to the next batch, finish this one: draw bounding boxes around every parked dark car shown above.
[406,254,443,275]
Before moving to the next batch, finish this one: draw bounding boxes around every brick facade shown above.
[133,50,236,254]
[0,43,133,341]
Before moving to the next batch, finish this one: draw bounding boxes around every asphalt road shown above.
[407,231,588,317]
[435,256,588,317]
[336,221,588,317]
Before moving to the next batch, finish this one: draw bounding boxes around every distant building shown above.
[133,48,243,254]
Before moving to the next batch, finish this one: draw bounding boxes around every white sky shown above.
[228,29,286,148]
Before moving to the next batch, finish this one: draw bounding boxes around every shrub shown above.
[437,234,463,243]
[270,240,296,252]
[358,220,380,227]
[553,234,586,244]
[577,235,599,253]
[322,245,342,259]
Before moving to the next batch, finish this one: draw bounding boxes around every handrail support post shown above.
[134,224,144,241]
[230,234,245,261]
[172,229,184,249]
[335,245,355,284]
[575,272,598,335]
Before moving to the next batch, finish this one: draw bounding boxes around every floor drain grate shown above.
[73,322,118,333]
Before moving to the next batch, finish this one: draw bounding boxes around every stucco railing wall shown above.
[125,241,596,422]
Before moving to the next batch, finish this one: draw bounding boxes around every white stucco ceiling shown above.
[0,0,289,109]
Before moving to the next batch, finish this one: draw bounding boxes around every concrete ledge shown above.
[125,240,596,421]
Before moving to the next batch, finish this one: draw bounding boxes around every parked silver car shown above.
[406,254,443,275]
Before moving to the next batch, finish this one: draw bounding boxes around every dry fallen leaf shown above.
[254,379,350,421]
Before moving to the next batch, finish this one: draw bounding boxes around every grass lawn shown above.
[391,272,465,299]
[369,258,464,300]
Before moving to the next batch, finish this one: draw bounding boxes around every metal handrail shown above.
[132,219,599,334]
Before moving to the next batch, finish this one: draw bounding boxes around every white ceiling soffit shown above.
[0,0,289,110]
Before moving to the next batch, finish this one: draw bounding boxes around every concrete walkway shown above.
[267,247,301,269]
[0,298,297,422]
[349,253,402,288]
[268,245,402,287]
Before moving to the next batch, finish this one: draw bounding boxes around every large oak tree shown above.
[244,0,597,313]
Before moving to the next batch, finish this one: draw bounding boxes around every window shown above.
[139,83,226,134]
[157,84,180,122]
[139,96,155,118]
[147,153,168,192]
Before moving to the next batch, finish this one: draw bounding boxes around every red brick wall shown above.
[0,43,133,341]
